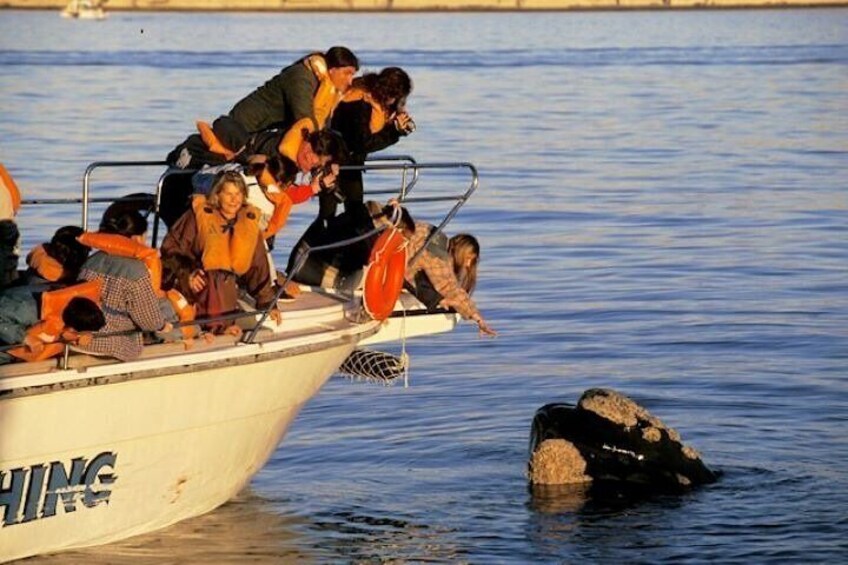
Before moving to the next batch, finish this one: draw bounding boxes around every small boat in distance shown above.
[0,157,477,561]
[61,0,107,20]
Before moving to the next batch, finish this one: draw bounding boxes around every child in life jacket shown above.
[25,225,91,284]
[159,252,214,348]
[0,282,106,364]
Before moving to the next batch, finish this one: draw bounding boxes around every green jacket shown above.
[228,58,318,134]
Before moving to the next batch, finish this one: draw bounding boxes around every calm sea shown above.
[2,8,847,563]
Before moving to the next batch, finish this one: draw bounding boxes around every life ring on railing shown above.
[363,227,408,321]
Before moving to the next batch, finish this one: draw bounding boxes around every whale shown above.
[528,388,717,492]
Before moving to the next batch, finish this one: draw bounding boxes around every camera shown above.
[395,115,416,136]
[314,163,345,203]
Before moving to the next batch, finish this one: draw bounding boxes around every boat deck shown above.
[0,289,357,382]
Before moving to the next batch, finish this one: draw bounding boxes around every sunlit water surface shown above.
[2,8,847,563]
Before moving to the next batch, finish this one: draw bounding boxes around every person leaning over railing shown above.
[160,171,282,337]
[166,47,358,172]
[392,207,497,338]
[327,66,415,222]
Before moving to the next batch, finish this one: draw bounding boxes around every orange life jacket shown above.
[192,196,261,276]
[0,162,22,220]
[278,54,345,162]
[78,232,163,297]
[8,279,103,362]
[166,288,197,339]
[304,54,344,129]
[196,120,237,160]
[26,244,65,282]
[253,168,295,239]
[342,87,389,134]
[261,190,294,240]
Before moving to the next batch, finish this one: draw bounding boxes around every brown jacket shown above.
[161,208,276,322]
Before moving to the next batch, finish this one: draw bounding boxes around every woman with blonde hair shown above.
[161,171,281,335]
[448,233,479,295]
[398,208,496,337]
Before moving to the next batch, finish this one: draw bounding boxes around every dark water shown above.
[2,8,847,563]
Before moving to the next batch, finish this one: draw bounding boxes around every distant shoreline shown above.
[4,1,847,13]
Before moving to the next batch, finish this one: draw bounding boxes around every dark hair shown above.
[0,219,18,247]
[354,67,412,112]
[161,252,195,294]
[252,154,288,186]
[102,193,155,223]
[305,128,349,164]
[62,297,106,332]
[325,46,359,71]
[99,209,148,237]
[44,225,89,278]
[0,219,19,288]
[392,206,415,234]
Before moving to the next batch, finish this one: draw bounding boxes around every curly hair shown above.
[352,67,412,113]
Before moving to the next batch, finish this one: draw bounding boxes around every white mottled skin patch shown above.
[579,388,682,443]
[529,439,591,485]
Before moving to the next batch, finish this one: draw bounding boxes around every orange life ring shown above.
[363,228,408,321]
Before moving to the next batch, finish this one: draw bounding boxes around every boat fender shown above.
[78,232,163,296]
[363,227,408,321]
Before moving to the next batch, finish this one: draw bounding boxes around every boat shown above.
[0,158,477,561]
[60,0,107,20]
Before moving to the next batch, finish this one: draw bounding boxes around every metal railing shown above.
[7,157,478,365]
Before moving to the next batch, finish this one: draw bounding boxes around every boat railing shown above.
[358,161,479,267]
[8,158,477,368]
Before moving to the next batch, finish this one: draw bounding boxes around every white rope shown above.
[399,298,410,388]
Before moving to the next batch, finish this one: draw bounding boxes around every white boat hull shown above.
[0,333,361,562]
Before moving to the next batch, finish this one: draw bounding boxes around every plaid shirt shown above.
[405,222,479,321]
[78,252,166,361]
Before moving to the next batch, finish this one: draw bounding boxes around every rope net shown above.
[337,348,409,385]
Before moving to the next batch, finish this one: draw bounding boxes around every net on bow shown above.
[337,348,409,385]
